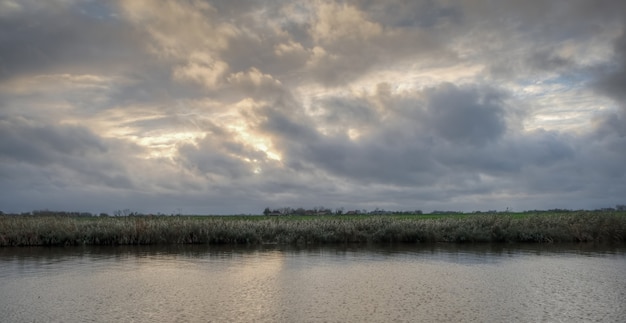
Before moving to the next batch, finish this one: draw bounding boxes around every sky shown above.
[1,0,626,215]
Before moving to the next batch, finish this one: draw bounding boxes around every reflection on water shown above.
[1,244,625,322]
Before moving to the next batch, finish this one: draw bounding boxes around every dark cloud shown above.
[256,84,508,186]
[591,30,626,143]
[0,116,106,165]
[527,50,575,72]
[177,131,264,180]
[349,0,463,29]
[0,1,143,81]
[595,30,626,102]
[311,96,377,129]
[423,83,507,147]
[0,116,137,191]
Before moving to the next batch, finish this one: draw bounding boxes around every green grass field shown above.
[1,211,624,246]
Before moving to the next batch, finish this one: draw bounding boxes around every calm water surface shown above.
[1,244,625,322]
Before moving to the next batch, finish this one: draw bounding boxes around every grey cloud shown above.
[446,1,626,82]
[598,113,626,138]
[305,48,377,86]
[435,129,576,181]
[0,1,143,81]
[0,116,107,165]
[518,131,625,199]
[585,138,626,180]
[311,96,378,127]
[423,84,507,147]
[349,0,462,29]
[513,130,576,167]
[255,83,510,186]
[209,0,267,15]
[178,142,252,179]
[528,50,575,72]
[109,64,187,106]
[595,31,626,102]
[250,80,596,209]
[200,4,314,83]
[459,1,626,36]
[0,116,138,190]
[598,70,626,105]
[219,22,301,76]
[176,121,275,181]
[592,30,626,142]
[302,1,449,86]
[260,106,318,146]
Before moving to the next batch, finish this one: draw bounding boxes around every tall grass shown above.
[0,212,624,246]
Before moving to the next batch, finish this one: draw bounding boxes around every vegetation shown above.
[1,211,625,246]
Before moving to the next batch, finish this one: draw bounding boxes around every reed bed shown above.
[0,212,624,246]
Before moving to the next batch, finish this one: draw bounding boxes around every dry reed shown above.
[0,212,624,246]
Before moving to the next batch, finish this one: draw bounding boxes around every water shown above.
[1,244,625,322]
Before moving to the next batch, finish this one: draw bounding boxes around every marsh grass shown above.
[0,212,624,246]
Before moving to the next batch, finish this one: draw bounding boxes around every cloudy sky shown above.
[1,0,625,215]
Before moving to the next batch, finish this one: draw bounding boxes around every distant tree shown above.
[263,207,271,216]
[278,207,293,215]
[313,206,327,213]
[114,209,133,216]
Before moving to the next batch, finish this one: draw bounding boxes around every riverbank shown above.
[1,212,624,246]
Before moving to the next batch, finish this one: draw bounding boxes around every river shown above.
[1,244,625,322]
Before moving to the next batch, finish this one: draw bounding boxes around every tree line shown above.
[262,206,423,216]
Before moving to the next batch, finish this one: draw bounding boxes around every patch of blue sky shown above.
[513,70,591,100]
[74,0,119,20]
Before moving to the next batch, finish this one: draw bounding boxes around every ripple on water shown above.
[0,244,625,322]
